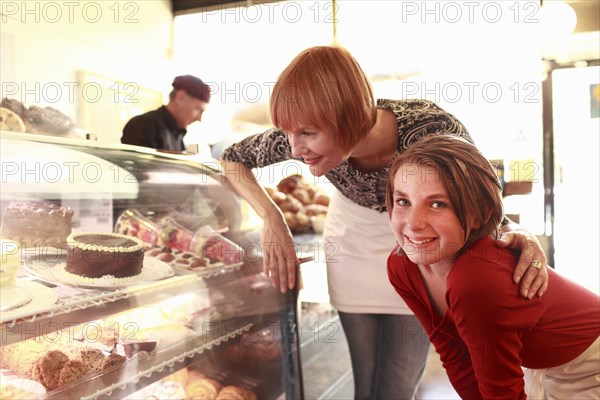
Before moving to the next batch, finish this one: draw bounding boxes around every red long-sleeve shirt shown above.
[388,237,600,399]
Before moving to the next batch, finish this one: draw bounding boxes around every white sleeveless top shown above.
[323,190,413,314]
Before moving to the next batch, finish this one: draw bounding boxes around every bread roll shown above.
[313,193,330,207]
[291,188,311,205]
[295,211,311,231]
[216,385,257,400]
[278,195,303,213]
[264,186,284,202]
[303,204,329,217]
[283,211,311,232]
[277,174,305,194]
[185,378,222,400]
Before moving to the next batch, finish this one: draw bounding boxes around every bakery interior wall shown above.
[0,0,174,144]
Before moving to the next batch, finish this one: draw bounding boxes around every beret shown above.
[172,75,211,102]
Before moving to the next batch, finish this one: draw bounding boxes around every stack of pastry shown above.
[265,174,329,233]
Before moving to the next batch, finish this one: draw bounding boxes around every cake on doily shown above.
[65,232,143,278]
[1,200,73,247]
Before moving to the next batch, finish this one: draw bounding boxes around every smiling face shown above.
[390,163,478,269]
[285,126,347,176]
[270,46,377,173]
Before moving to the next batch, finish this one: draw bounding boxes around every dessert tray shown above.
[0,377,46,400]
[0,285,32,312]
[0,280,59,323]
[24,254,174,290]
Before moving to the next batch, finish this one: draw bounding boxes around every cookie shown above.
[32,350,68,390]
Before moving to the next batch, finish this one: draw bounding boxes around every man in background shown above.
[121,75,211,152]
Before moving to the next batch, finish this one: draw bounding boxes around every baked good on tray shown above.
[65,232,144,278]
[0,106,26,132]
[145,245,210,270]
[1,200,73,247]
[1,98,77,136]
[185,378,221,400]
[265,174,330,233]
[216,385,257,400]
[0,338,127,390]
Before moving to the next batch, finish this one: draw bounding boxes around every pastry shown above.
[31,350,68,390]
[0,98,27,119]
[303,204,329,217]
[291,188,311,205]
[276,174,305,194]
[277,194,303,213]
[65,348,105,375]
[313,193,330,207]
[185,378,221,400]
[216,386,257,400]
[0,107,26,132]
[57,360,87,387]
[25,105,75,136]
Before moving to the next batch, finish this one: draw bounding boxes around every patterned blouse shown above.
[221,99,471,213]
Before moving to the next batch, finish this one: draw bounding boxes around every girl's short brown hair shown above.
[386,135,504,250]
[270,46,377,156]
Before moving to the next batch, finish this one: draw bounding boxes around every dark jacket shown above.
[121,106,186,151]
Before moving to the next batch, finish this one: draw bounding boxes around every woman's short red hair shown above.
[270,46,377,156]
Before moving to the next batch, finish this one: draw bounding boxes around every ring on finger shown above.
[530,259,541,270]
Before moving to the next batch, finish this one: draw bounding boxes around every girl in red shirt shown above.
[386,135,599,399]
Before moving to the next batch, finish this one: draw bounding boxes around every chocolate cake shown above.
[1,200,73,246]
[66,232,144,278]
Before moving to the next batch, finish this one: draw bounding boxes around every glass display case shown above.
[0,131,304,400]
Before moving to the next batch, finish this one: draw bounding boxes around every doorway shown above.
[551,64,599,293]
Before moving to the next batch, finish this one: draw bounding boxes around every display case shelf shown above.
[0,132,303,399]
[48,323,255,400]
